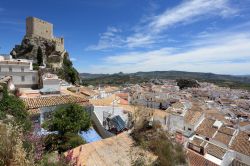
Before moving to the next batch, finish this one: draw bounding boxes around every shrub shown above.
[0,85,31,132]
[131,121,186,166]
[0,123,34,166]
[43,104,91,135]
[44,133,85,153]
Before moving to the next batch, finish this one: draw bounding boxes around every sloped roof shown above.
[213,132,232,146]
[184,110,203,125]
[213,126,235,146]
[206,143,226,160]
[230,131,250,157]
[22,95,88,109]
[218,126,235,136]
[196,118,217,138]
[187,150,218,166]
[64,132,157,166]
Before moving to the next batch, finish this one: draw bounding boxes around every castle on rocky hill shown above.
[26,17,65,52]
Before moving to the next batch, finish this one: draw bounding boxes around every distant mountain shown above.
[80,73,109,79]
[81,71,250,83]
[80,71,250,90]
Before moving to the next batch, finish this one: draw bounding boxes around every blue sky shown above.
[1,0,250,75]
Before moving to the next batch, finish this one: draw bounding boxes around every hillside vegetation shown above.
[81,71,250,90]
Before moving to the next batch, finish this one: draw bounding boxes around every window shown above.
[21,76,25,82]
[188,128,192,131]
[9,67,12,72]
[21,67,24,72]
[32,76,36,82]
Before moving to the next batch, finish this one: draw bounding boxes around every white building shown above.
[40,73,60,94]
[91,106,130,138]
[0,55,38,88]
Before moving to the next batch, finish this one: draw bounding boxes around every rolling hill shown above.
[80,71,250,90]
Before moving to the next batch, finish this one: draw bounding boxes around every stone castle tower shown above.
[26,17,65,52]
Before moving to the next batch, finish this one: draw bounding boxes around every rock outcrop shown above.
[10,36,79,84]
[11,36,65,70]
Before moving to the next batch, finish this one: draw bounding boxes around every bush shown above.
[33,63,39,70]
[57,54,79,84]
[42,104,90,153]
[0,123,34,166]
[131,121,186,166]
[176,79,200,90]
[44,133,85,153]
[42,104,91,135]
[0,85,31,132]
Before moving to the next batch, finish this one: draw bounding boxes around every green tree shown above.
[43,104,90,153]
[58,54,80,84]
[0,84,31,132]
[37,47,43,66]
[43,104,91,135]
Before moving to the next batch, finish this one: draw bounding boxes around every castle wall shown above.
[53,37,65,52]
[26,17,53,40]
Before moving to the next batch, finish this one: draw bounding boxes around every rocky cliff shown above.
[11,36,65,68]
[10,36,80,84]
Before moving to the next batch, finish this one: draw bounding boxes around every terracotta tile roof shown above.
[22,95,89,109]
[89,94,116,106]
[230,131,250,157]
[116,93,128,99]
[239,121,250,127]
[118,98,128,105]
[206,143,226,159]
[64,132,157,166]
[218,126,235,136]
[191,137,205,147]
[104,86,119,93]
[187,150,218,166]
[196,118,217,138]
[184,110,203,125]
[213,132,232,146]
[80,86,98,96]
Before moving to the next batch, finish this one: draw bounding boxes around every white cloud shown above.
[86,0,238,50]
[85,26,124,51]
[89,31,250,75]
[70,57,77,61]
[148,0,236,32]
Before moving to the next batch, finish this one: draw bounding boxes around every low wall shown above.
[91,111,114,139]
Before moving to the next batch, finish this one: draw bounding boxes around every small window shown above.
[32,76,36,82]
[188,128,192,131]
[21,67,24,72]
[21,76,25,82]
[9,67,12,72]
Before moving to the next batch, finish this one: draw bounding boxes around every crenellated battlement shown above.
[26,17,64,52]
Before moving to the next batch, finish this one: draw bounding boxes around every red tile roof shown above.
[187,150,218,166]
[230,131,250,157]
[196,118,217,138]
[22,95,89,109]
